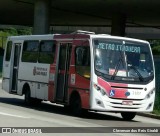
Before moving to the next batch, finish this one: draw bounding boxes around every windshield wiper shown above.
[129,65,144,82]
[111,48,126,80]
[111,58,123,80]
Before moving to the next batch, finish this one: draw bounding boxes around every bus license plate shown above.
[122,101,133,106]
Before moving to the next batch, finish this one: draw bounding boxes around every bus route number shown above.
[132,91,141,96]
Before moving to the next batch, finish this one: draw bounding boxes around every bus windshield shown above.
[93,38,154,83]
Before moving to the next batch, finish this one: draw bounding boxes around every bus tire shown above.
[33,98,42,105]
[24,88,32,106]
[70,94,82,116]
[121,112,136,121]
[64,105,70,112]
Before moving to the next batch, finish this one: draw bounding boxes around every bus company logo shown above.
[33,67,47,76]
[109,90,115,97]
[33,67,36,76]
[125,91,130,97]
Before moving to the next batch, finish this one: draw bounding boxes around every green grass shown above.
[152,94,160,115]
[152,109,160,115]
[154,104,160,115]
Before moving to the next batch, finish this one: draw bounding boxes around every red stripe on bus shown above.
[98,77,128,98]
[48,82,54,101]
[48,64,55,101]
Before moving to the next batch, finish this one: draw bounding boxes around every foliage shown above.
[0,31,9,48]
[3,27,32,36]
[0,27,32,48]
[152,46,160,55]
[153,107,160,115]
[0,27,32,77]
[17,28,32,35]
[153,91,160,115]
[149,40,160,56]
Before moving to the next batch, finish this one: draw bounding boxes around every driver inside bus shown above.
[95,55,110,74]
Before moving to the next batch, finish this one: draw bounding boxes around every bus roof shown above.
[7,31,149,45]
[90,34,149,44]
[7,34,55,41]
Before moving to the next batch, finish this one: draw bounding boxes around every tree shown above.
[149,40,160,56]
[0,27,32,48]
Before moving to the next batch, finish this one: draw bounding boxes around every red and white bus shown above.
[2,30,155,120]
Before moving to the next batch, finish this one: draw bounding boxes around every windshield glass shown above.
[93,38,154,83]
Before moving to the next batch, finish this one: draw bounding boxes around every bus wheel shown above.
[70,95,82,116]
[24,89,32,106]
[121,112,136,121]
[32,98,42,106]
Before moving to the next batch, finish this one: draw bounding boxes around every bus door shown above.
[55,43,72,102]
[10,43,21,93]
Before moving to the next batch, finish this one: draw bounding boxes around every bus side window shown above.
[75,46,90,78]
[39,40,56,64]
[22,41,39,63]
[5,41,12,61]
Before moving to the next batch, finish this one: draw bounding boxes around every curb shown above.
[137,112,160,120]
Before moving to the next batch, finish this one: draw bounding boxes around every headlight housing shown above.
[93,83,107,96]
[145,88,155,99]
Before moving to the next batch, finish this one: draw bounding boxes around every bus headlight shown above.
[93,83,107,96]
[145,88,155,99]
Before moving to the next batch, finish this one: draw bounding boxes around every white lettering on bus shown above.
[97,43,141,53]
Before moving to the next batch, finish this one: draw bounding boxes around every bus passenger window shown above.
[5,41,12,61]
[39,41,56,64]
[22,41,39,62]
[75,46,90,78]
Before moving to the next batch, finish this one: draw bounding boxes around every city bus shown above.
[2,30,155,120]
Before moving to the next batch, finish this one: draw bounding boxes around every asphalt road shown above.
[0,81,159,136]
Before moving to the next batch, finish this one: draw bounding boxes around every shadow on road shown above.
[0,97,137,122]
